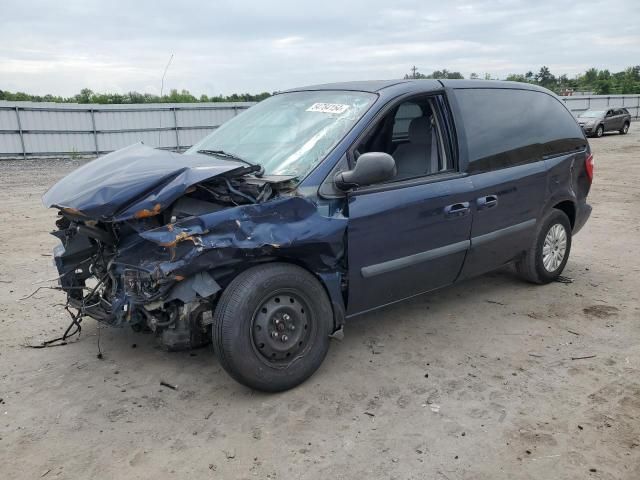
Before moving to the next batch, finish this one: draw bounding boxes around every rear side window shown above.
[454,88,585,173]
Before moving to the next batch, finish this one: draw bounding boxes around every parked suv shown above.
[577,108,631,137]
[43,80,593,391]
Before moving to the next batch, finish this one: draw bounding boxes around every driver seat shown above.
[393,116,439,179]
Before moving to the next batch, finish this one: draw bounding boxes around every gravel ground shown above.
[1,130,639,479]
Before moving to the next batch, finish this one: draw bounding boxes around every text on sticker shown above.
[306,103,350,114]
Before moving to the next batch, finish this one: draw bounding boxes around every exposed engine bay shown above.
[44,144,347,350]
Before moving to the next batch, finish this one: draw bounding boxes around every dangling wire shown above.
[25,306,83,348]
[23,275,108,349]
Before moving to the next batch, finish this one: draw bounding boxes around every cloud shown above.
[0,0,638,96]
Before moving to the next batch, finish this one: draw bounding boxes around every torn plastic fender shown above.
[139,196,349,327]
[42,143,245,222]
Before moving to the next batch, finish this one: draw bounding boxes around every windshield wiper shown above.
[197,149,264,177]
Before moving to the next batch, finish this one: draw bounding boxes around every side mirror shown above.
[334,152,397,190]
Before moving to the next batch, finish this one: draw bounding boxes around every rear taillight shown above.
[585,153,594,182]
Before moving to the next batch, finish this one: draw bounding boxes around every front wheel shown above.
[595,124,604,138]
[212,263,333,392]
[620,122,629,135]
[516,209,572,284]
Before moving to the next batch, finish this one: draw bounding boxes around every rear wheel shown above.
[595,124,604,138]
[620,122,630,135]
[516,209,572,284]
[212,263,333,392]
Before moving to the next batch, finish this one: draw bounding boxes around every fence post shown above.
[14,106,26,160]
[172,107,180,151]
[90,108,99,156]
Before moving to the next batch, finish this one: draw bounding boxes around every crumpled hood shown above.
[42,143,243,222]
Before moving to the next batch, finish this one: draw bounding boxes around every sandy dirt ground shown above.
[1,129,639,480]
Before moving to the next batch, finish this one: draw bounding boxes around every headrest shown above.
[408,116,432,144]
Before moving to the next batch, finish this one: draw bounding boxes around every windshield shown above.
[579,110,605,118]
[186,91,376,178]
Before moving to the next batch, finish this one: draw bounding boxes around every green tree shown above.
[74,88,94,103]
[506,73,528,82]
[595,80,611,95]
[535,66,556,89]
[619,66,640,93]
[426,69,464,79]
[583,68,598,85]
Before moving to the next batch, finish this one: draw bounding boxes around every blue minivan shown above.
[44,80,593,391]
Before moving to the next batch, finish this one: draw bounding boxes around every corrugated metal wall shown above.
[1,94,638,159]
[561,94,640,119]
[0,101,254,158]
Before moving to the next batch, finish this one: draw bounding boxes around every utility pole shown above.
[411,66,418,79]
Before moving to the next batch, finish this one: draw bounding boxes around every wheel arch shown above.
[552,199,576,230]
[212,257,346,332]
[269,257,346,332]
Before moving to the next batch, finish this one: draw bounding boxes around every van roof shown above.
[284,79,550,94]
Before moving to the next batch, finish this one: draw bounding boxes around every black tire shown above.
[212,263,333,392]
[516,209,572,284]
[620,122,630,135]
[595,124,604,138]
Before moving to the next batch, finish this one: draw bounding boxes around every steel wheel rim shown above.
[542,223,567,272]
[251,290,313,365]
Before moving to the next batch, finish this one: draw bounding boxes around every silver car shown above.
[577,108,631,138]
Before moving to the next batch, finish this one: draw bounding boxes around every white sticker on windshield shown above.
[306,103,350,114]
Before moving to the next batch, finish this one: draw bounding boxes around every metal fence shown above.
[0,101,254,159]
[562,94,640,119]
[1,93,639,159]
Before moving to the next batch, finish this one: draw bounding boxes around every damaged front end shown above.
[44,144,347,350]
[50,211,220,349]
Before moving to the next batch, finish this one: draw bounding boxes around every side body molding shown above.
[359,219,536,279]
[361,240,470,278]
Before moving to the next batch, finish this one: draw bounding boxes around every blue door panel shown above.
[346,175,474,315]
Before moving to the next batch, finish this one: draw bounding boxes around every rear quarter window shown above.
[454,88,586,173]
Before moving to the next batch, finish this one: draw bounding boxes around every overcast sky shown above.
[1,0,639,96]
